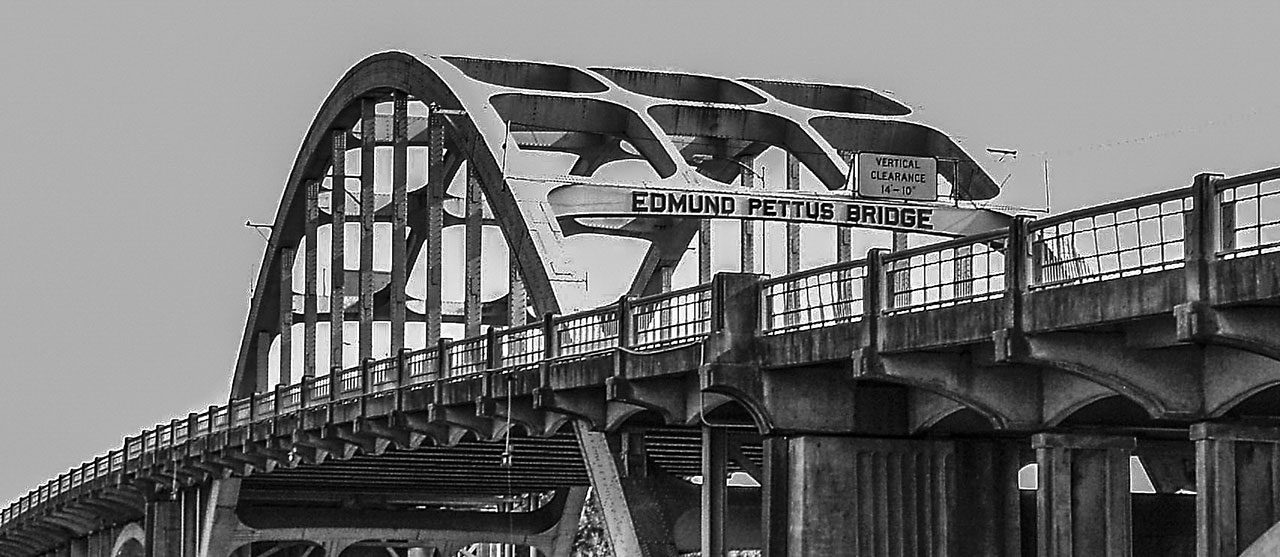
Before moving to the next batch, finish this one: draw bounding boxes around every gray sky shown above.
[2,1,1280,505]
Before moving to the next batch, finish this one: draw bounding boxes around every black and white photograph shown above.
[2,2,1279,556]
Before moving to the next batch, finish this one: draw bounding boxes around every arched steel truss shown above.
[231,51,1004,398]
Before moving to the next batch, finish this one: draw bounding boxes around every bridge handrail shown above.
[1214,168,1280,259]
[630,284,712,348]
[1028,187,1193,288]
[760,258,869,334]
[882,229,1009,314]
[8,166,1280,533]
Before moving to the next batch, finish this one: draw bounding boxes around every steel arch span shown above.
[231,50,1005,398]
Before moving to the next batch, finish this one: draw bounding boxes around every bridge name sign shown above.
[628,189,935,230]
[854,153,938,202]
[548,183,1011,237]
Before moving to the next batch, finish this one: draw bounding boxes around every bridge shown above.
[3,51,1280,557]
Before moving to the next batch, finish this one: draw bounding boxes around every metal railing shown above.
[761,260,867,334]
[1216,167,1280,259]
[631,285,712,347]
[5,166,1279,532]
[1029,189,1192,288]
[884,230,1009,314]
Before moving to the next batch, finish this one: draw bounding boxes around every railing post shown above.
[296,376,310,410]
[617,296,633,348]
[205,406,217,435]
[540,312,559,389]
[273,384,283,417]
[396,348,409,387]
[361,358,373,394]
[486,327,501,370]
[436,338,450,380]
[709,272,763,338]
[861,248,888,355]
[1003,215,1032,332]
[1185,172,1222,304]
[483,327,501,407]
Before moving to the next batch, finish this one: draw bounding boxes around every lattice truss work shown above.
[231,52,1003,397]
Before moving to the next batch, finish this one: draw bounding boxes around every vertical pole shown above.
[701,426,727,557]
[278,247,294,385]
[739,156,755,274]
[699,219,712,284]
[425,106,445,344]
[785,153,802,273]
[837,226,852,262]
[509,250,527,326]
[330,130,347,370]
[465,162,484,337]
[254,331,270,393]
[304,181,319,378]
[359,98,376,362]
[658,265,673,293]
[391,92,409,354]
[837,151,854,264]
[783,154,801,326]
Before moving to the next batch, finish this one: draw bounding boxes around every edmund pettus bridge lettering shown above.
[629,189,934,230]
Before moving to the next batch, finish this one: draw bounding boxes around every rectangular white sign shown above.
[855,153,938,201]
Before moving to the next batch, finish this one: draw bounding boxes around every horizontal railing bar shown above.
[1030,187,1192,229]
[759,258,869,288]
[631,282,711,306]
[881,228,1009,264]
[1216,166,1280,189]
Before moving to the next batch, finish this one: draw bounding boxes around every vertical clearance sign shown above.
[855,153,938,202]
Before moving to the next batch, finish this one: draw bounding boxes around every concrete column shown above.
[182,487,199,557]
[785,435,956,556]
[68,537,88,557]
[701,426,728,557]
[1193,423,1280,556]
[144,499,181,557]
[953,440,1022,556]
[1033,433,1134,557]
[761,436,789,557]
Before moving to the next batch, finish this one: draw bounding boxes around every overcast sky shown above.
[2,1,1280,505]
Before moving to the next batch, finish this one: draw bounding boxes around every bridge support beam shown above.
[763,435,1021,556]
[1192,423,1280,557]
[143,498,181,557]
[575,422,678,557]
[1033,433,1135,557]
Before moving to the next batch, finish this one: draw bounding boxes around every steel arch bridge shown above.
[7,52,1280,557]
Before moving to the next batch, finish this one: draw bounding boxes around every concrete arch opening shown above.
[110,523,144,557]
